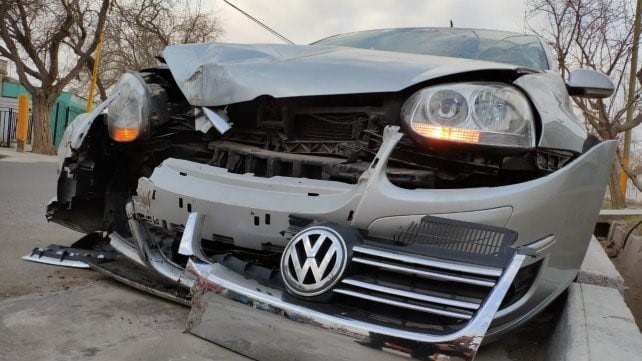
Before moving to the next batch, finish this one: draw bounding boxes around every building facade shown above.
[0,59,86,147]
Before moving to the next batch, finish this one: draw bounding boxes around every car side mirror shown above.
[566,69,614,99]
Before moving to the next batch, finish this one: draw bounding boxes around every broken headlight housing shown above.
[107,72,150,142]
[401,83,535,148]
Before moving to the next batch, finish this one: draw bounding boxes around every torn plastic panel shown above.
[194,107,231,134]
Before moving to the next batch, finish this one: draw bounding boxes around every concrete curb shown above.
[577,237,624,292]
[547,236,642,360]
[546,283,642,360]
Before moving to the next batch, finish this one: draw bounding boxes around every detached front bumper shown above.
[114,129,614,360]
[130,127,615,329]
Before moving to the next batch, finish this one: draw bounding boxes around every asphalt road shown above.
[0,159,105,300]
[0,153,546,361]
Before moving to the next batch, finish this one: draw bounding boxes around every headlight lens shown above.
[401,83,535,148]
[107,73,150,142]
[426,89,468,126]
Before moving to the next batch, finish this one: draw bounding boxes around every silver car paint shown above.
[161,43,522,107]
[514,72,588,152]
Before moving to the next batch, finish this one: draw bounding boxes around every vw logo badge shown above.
[281,226,347,297]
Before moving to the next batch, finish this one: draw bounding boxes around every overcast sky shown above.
[210,0,530,44]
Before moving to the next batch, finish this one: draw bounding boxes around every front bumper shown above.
[53,122,615,359]
[130,126,615,331]
[115,128,614,360]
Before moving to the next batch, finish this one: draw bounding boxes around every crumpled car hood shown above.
[162,42,522,106]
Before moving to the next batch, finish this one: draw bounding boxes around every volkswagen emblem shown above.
[281,226,347,297]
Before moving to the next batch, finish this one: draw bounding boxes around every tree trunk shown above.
[30,91,57,155]
[609,166,627,209]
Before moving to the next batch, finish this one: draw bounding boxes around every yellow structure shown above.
[86,28,104,113]
[16,93,29,152]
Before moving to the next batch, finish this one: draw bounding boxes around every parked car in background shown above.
[46,28,615,361]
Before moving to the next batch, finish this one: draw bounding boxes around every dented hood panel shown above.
[162,42,520,106]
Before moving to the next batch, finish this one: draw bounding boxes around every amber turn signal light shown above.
[411,123,480,144]
[112,127,140,142]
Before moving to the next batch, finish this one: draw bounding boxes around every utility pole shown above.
[16,94,28,152]
[621,0,642,202]
[86,22,105,112]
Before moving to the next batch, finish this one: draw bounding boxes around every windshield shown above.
[313,28,550,71]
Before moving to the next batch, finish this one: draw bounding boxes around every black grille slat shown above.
[341,278,481,310]
[351,256,497,287]
[352,245,503,277]
[294,113,367,141]
[333,289,474,320]
[396,220,505,255]
[346,273,486,304]
[335,245,501,327]
[331,293,464,334]
[390,215,517,268]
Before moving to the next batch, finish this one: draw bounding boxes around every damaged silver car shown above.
[40,28,616,360]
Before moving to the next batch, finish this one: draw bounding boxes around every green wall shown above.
[2,81,87,146]
[1,81,29,98]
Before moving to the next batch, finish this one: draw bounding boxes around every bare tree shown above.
[82,0,223,100]
[0,0,109,154]
[527,0,642,208]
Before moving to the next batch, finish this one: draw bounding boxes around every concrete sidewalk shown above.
[598,208,642,222]
[0,144,57,163]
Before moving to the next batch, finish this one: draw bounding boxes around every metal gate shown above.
[0,106,32,147]
[0,107,17,147]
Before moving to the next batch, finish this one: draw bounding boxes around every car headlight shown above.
[107,73,150,142]
[401,83,535,148]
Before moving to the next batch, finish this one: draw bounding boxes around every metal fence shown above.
[0,106,32,147]
[52,102,81,146]
[0,107,17,147]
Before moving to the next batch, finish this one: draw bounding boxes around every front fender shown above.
[56,95,116,172]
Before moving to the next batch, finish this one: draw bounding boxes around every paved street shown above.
[0,151,548,361]
[0,153,247,361]
[0,283,246,361]
[0,158,105,300]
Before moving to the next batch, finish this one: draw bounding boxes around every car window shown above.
[313,28,550,71]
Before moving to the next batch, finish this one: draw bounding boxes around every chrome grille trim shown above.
[352,256,496,287]
[186,247,527,361]
[353,245,503,277]
[333,288,474,320]
[187,252,527,343]
[340,278,481,310]
[340,244,509,326]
